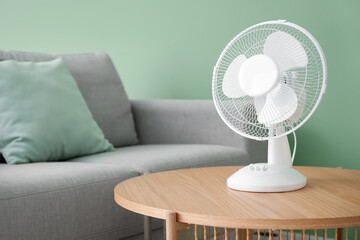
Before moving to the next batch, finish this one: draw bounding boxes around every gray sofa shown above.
[0,51,266,240]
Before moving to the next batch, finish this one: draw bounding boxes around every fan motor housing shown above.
[239,54,279,97]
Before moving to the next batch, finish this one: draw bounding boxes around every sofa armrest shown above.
[131,100,267,163]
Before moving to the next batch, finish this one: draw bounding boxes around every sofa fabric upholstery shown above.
[131,100,267,164]
[0,49,267,240]
[0,144,249,240]
[0,50,138,147]
[70,144,250,173]
[0,162,141,240]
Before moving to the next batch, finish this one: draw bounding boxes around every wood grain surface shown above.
[114,166,360,229]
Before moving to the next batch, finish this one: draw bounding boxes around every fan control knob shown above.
[249,164,255,171]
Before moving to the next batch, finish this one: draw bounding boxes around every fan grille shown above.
[212,21,326,140]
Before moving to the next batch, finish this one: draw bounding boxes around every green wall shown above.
[1,0,360,169]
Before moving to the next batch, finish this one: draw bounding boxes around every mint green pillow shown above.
[0,58,114,164]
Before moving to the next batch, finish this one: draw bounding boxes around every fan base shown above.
[227,163,307,192]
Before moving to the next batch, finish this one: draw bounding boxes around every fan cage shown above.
[212,20,327,141]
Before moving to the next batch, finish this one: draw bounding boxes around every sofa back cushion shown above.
[0,51,138,147]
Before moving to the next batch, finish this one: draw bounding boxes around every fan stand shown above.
[227,136,307,192]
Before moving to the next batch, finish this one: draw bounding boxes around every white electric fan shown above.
[212,20,327,192]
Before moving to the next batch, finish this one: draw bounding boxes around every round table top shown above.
[114,166,360,229]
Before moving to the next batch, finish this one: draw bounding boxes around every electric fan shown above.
[212,20,327,192]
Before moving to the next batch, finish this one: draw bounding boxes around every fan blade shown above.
[255,83,298,125]
[288,90,306,123]
[263,31,308,73]
[222,55,247,98]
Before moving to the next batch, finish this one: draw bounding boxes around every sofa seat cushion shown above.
[0,162,143,240]
[70,144,250,174]
[0,50,138,147]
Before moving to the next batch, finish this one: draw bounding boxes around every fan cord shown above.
[291,132,297,163]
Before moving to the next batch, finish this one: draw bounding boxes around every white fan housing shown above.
[212,20,327,192]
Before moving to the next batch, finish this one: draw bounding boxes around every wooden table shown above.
[114,166,360,240]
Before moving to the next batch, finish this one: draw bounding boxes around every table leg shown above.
[144,216,152,240]
[336,228,343,240]
[163,221,166,240]
[238,229,253,240]
[166,211,177,240]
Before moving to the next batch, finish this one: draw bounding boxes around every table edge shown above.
[114,166,360,229]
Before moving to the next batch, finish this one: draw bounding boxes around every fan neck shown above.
[268,136,292,168]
